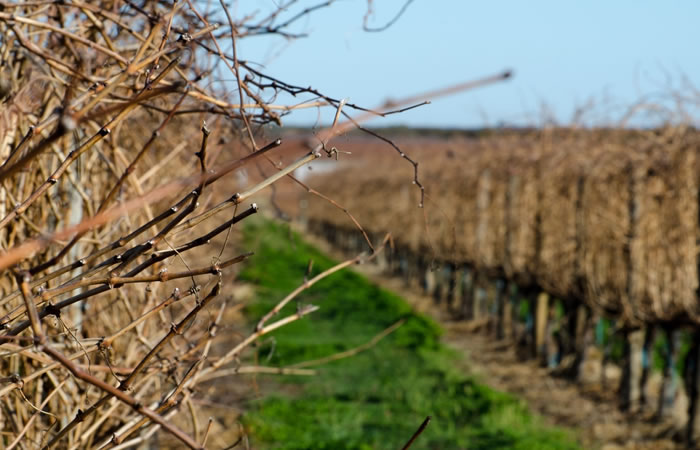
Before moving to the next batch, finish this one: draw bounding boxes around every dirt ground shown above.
[302,231,686,450]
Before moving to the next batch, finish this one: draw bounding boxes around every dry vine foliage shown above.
[0,1,513,448]
[306,128,700,326]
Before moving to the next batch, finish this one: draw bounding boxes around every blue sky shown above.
[235,1,698,128]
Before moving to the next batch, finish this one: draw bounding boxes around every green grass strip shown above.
[238,219,580,449]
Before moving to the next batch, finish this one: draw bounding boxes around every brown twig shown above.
[400,416,431,450]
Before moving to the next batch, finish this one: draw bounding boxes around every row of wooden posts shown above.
[309,220,700,447]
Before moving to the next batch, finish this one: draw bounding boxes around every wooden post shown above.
[424,263,436,300]
[385,244,394,274]
[348,231,358,253]
[561,300,577,359]
[629,328,645,411]
[524,292,536,359]
[298,198,308,230]
[571,305,590,379]
[459,268,474,320]
[327,223,337,246]
[494,279,506,339]
[375,241,388,273]
[502,281,517,341]
[399,250,411,286]
[406,253,420,288]
[417,256,428,294]
[396,248,404,277]
[685,330,700,447]
[354,233,364,253]
[577,310,598,384]
[432,263,445,305]
[450,265,465,317]
[445,262,457,313]
[622,162,643,410]
[597,317,612,389]
[535,291,550,362]
[545,302,560,368]
[335,228,343,250]
[620,328,645,411]
[657,328,680,419]
[639,326,655,409]
[341,230,350,252]
[472,273,486,320]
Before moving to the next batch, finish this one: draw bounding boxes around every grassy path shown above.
[238,220,579,449]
